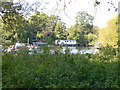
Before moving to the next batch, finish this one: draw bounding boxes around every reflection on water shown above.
[3,45,99,54]
[34,46,99,54]
[61,47,99,54]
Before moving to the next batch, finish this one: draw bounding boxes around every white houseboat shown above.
[55,40,77,45]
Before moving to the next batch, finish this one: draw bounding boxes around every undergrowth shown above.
[2,46,119,88]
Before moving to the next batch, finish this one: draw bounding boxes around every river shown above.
[35,46,99,54]
[59,46,99,54]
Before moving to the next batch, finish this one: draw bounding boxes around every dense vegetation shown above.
[1,0,119,89]
[2,46,119,88]
[98,15,119,47]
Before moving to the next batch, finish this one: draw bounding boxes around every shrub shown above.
[2,46,119,88]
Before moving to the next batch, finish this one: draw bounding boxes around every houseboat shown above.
[55,40,77,46]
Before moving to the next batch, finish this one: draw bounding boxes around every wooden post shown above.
[27,38,29,45]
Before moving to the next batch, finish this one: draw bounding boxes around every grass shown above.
[2,46,119,88]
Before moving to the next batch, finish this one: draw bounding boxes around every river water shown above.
[2,45,99,54]
[59,46,99,54]
[35,46,99,54]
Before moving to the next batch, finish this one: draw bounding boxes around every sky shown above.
[14,0,119,28]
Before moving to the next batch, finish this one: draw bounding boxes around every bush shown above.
[92,45,118,62]
[2,46,119,88]
[99,45,117,55]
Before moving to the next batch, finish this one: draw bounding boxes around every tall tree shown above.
[54,22,67,40]
[67,11,94,45]
[0,1,23,42]
[86,26,100,45]
[76,11,94,35]
[44,15,61,44]
[98,15,118,47]
[29,12,49,40]
[1,14,28,42]
[0,0,43,43]
[67,24,87,45]
[29,11,65,44]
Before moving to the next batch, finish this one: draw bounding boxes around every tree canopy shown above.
[98,15,119,47]
[0,0,119,47]
[67,11,95,45]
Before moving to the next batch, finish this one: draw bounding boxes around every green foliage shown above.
[91,45,118,62]
[100,45,117,56]
[54,22,67,39]
[86,33,97,45]
[67,11,95,45]
[0,2,62,44]
[76,11,93,34]
[67,24,87,45]
[2,46,119,88]
[1,9,66,44]
[29,12,50,40]
[0,1,25,42]
[98,15,118,47]
[1,14,29,43]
